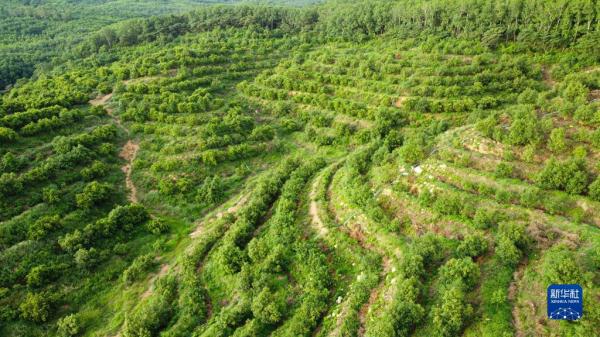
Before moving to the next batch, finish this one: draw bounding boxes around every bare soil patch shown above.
[119,140,139,203]
[89,93,113,107]
[542,66,556,87]
[190,193,249,238]
[309,177,328,237]
[141,263,169,299]
[394,96,407,108]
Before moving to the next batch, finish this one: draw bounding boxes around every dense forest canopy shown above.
[3,0,600,88]
[0,0,318,88]
[1,1,599,337]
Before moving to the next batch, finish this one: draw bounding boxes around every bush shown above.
[400,253,425,278]
[0,126,18,142]
[494,162,513,178]
[217,243,245,274]
[74,248,99,269]
[588,177,600,201]
[438,258,480,290]
[456,234,488,258]
[123,276,177,337]
[367,277,424,337]
[506,111,541,146]
[519,188,541,208]
[496,222,528,266]
[541,246,584,285]
[398,142,425,164]
[42,185,61,204]
[547,128,567,153]
[384,130,403,150]
[123,254,156,285]
[561,81,588,104]
[75,181,112,209]
[433,193,463,216]
[26,265,53,288]
[146,219,169,234]
[57,314,81,337]
[250,125,275,141]
[28,214,61,240]
[80,160,109,180]
[20,292,52,322]
[472,208,498,229]
[196,175,224,205]
[495,236,521,266]
[536,157,589,195]
[431,283,472,337]
[413,233,444,265]
[251,287,285,324]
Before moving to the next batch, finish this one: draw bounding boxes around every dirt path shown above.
[89,92,113,108]
[328,181,396,337]
[90,91,139,203]
[394,96,407,108]
[309,176,329,238]
[509,258,532,337]
[357,257,391,337]
[542,66,556,87]
[119,140,139,203]
[190,193,249,238]
[141,263,169,299]
[89,92,128,132]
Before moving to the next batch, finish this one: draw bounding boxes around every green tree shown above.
[547,128,566,153]
[57,314,81,337]
[541,246,583,285]
[251,287,285,324]
[588,177,600,201]
[75,181,112,209]
[536,157,589,195]
[0,126,18,142]
[20,292,52,322]
[456,234,488,258]
[431,284,472,337]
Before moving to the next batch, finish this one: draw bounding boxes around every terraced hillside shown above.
[1,2,600,337]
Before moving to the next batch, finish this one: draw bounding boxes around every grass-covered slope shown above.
[1,1,600,337]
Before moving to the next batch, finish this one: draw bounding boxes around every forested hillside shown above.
[0,0,316,89]
[1,1,599,337]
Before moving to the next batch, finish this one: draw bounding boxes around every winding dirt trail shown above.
[190,193,249,238]
[542,66,556,87]
[309,176,329,238]
[327,175,395,337]
[141,263,170,299]
[89,92,139,203]
[357,257,390,337]
[119,140,139,203]
[509,260,529,337]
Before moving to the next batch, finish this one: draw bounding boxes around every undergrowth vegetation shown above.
[1,1,600,337]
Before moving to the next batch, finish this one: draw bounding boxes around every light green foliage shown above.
[456,234,488,258]
[536,157,589,195]
[589,177,600,201]
[1,1,600,336]
[506,111,542,146]
[431,283,473,337]
[0,127,18,142]
[123,254,156,285]
[19,292,53,323]
[251,287,285,324]
[494,162,514,179]
[75,181,113,209]
[547,128,567,153]
[57,314,81,337]
[541,245,584,285]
